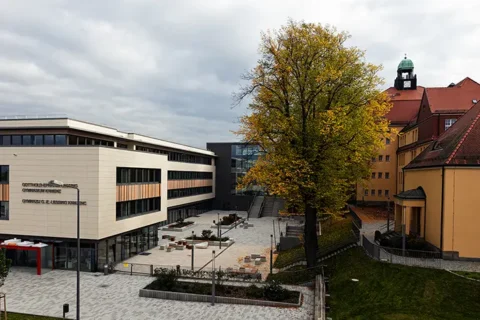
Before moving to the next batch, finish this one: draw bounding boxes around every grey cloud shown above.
[1,0,480,147]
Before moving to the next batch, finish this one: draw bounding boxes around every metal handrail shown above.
[247,191,259,220]
[258,196,266,218]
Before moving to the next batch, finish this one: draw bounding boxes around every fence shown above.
[114,262,262,282]
[361,235,443,269]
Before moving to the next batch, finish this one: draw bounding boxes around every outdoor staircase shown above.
[260,196,276,217]
[286,225,303,237]
[375,230,401,244]
[248,195,264,218]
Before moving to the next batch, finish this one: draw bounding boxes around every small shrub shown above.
[202,229,213,239]
[246,284,264,299]
[263,281,288,301]
[176,217,184,224]
[153,267,178,291]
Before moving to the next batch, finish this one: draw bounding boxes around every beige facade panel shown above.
[0,184,9,201]
[167,179,213,190]
[116,183,161,202]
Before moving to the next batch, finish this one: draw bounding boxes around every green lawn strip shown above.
[274,217,354,269]
[453,271,480,281]
[0,313,62,320]
[326,248,480,320]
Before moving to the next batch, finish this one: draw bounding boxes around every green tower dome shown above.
[398,56,414,71]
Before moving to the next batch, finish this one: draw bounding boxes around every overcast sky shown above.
[1,0,480,148]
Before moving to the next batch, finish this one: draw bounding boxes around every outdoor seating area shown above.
[119,210,279,278]
[244,253,267,265]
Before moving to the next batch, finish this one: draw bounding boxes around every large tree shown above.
[235,20,391,267]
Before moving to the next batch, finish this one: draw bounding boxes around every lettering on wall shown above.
[20,182,86,205]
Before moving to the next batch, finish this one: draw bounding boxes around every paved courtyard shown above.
[2,268,313,320]
[121,211,287,278]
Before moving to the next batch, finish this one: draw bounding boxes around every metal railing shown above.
[247,191,258,220]
[113,262,262,281]
[362,235,443,269]
[348,206,363,229]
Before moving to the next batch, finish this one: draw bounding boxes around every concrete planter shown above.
[162,222,195,232]
[210,219,244,229]
[139,287,302,308]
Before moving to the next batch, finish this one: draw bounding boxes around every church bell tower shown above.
[394,55,417,90]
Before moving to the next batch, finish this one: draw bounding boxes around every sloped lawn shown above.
[274,216,355,269]
[326,248,480,320]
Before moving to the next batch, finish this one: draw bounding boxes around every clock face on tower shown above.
[404,80,411,88]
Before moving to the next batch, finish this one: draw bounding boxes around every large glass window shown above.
[167,186,213,199]
[231,144,263,195]
[116,167,161,184]
[0,166,8,183]
[44,135,54,145]
[167,171,213,180]
[33,135,43,145]
[22,135,32,145]
[116,197,160,220]
[55,135,66,145]
[1,136,11,146]
[11,135,21,145]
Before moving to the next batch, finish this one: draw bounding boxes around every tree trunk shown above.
[304,201,318,268]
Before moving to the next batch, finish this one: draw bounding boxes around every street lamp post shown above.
[270,235,273,275]
[211,250,216,306]
[49,180,81,320]
[191,230,195,271]
[217,212,222,249]
[387,196,391,233]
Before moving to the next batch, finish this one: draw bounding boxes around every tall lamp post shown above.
[49,180,81,320]
[387,196,391,233]
[191,230,195,271]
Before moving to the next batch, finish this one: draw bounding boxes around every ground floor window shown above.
[54,243,95,272]
[96,223,160,268]
[167,200,212,224]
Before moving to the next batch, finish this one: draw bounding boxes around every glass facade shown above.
[54,242,95,272]
[167,200,212,224]
[167,186,212,199]
[230,144,264,195]
[96,224,160,268]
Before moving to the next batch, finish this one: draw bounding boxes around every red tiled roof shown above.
[384,86,424,124]
[385,100,422,123]
[385,86,424,101]
[425,77,480,113]
[406,101,480,168]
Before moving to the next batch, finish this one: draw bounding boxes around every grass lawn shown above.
[0,313,61,320]
[326,248,480,320]
[274,216,355,269]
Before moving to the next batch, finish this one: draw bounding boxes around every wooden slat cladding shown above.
[167,179,213,190]
[0,184,9,201]
[116,183,161,202]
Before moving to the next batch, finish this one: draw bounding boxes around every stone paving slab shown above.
[122,211,283,279]
[2,268,313,320]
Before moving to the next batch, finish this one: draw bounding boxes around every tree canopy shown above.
[235,20,391,266]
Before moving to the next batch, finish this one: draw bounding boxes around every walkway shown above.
[3,268,313,320]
